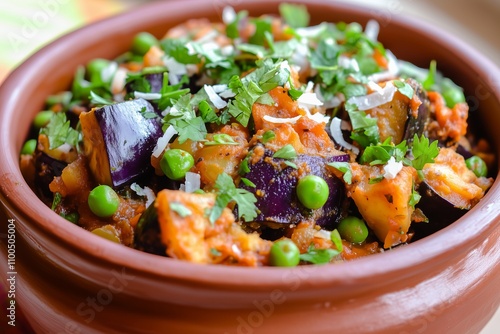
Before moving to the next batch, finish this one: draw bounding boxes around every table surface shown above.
[1,0,499,333]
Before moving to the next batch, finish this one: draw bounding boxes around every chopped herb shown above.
[239,155,251,175]
[393,80,414,99]
[369,176,384,184]
[210,248,222,256]
[346,103,380,148]
[273,144,297,160]
[204,133,239,146]
[249,17,272,46]
[360,138,408,165]
[160,38,201,64]
[209,173,258,223]
[283,160,298,169]
[422,60,437,91]
[226,10,248,39]
[90,91,114,106]
[163,94,207,143]
[41,112,80,149]
[227,59,290,127]
[279,3,310,29]
[410,134,439,171]
[327,162,352,184]
[198,100,219,123]
[138,106,158,119]
[330,229,343,252]
[408,184,421,208]
[170,202,192,217]
[299,244,340,265]
[261,130,276,143]
[241,177,256,188]
[51,192,62,210]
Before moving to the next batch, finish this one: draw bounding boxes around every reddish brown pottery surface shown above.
[0,1,499,333]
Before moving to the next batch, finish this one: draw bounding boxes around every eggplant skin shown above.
[81,98,163,187]
[241,147,349,230]
[411,181,466,240]
[403,78,430,144]
[34,151,67,203]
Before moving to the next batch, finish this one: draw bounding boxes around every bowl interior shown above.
[0,0,499,287]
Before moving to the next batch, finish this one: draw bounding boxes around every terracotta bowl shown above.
[1,0,499,333]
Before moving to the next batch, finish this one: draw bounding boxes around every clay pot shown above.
[0,1,499,333]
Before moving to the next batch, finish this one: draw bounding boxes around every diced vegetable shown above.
[80,98,163,187]
[345,163,416,248]
[241,147,349,229]
[365,79,429,144]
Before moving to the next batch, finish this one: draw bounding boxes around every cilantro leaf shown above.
[360,139,408,165]
[422,60,437,91]
[210,173,258,223]
[226,10,248,39]
[204,134,239,146]
[330,229,343,252]
[163,94,207,143]
[408,184,421,208]
[227,59,290,127]
[273,144,297,160]
[393,80,414,99]
[41,112,80,149]
[279,3,310,29]
[261,130,275,143]
[249,18,272,46]
[160,38,201,64]
[90,91,114,106]
[411,134,439,170]
[299,244,340,265]
[170,202,192,218]
[346,103,380,148]
[327,162,352,184]
[241,177,256,188]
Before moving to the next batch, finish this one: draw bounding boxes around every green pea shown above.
[296,175,329,210]
[337,216,369,244]
[269,239,300,267]
[91,226,120,243]
[160,149,195,180]
[86,58,111,84]
[21,139,37,155]
[131,32,159,56]
[441,79,465,108]
[465,156,488,178]
[88,185,120,218]
[33,110,53,129]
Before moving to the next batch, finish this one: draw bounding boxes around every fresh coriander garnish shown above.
[261,130,276,143]
[273,144,297,160]
[345,103,380,148]
[170,202,192,218]
[299,244,340,265]
[410,134,439,171]
[41,112,80,149]
[209,173,258,223]
[327,161,352,184]
[204,134,239,146]
[393,80,414,99]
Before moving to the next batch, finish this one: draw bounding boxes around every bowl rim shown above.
[0,0,499,289]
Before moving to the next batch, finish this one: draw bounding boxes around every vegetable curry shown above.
[20,4,495,267]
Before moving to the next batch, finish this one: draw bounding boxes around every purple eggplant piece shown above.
[241,147,349,230]
[81,98,163,187]
[34,151,67,203]
[455,144,474,160]
[403,78,430,144]
[412,181,466,241]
